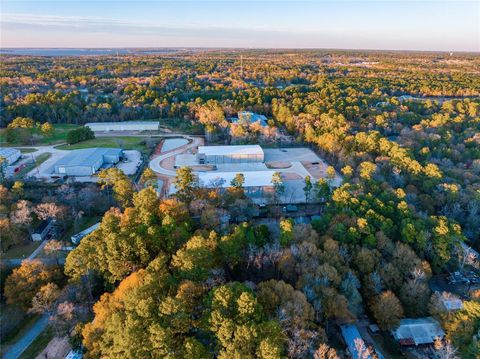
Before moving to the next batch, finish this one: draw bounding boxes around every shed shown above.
[392,317,445,346]
[85,121,159,132]
[0,148,21,165]
[32,219,54,241]
[53,148,123,176]
[197,145,264,164]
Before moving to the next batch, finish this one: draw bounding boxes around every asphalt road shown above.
[2,315,49,359]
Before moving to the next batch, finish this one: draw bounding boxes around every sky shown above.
[1,1,479,51]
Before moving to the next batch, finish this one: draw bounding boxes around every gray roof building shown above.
[0,148,21,165]
[53,148,123,176]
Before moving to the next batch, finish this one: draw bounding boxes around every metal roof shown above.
[198,170,276,188]
[53,148,122,168]
[392,317,445,345]
[0,147,21,157]
[340,324,384,359]
[86,121,159,126]
[198,145,263,157]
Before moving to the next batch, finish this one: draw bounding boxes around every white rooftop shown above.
[198,170,276,188]
[198,145,263,157]
[392,317,445,345]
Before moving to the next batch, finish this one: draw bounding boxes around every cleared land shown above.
[56,136,149,153]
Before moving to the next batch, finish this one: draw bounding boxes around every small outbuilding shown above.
[197,145,264,164]
[53,148,123,176]
[85,121,159,132]
[392,317,445,346]
[32,219,55,241]
[0,148,21,165]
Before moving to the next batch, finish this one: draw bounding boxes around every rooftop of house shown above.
[392,317,445,346]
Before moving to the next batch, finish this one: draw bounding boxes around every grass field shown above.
[2,241,41,259]
[56,136,151,152]
[0,124,81,146]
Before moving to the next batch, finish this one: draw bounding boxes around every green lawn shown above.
[0,314,41,356]
[19,327,54,359]
[2,241,41,259]
[0,124,80,146]
[14,153,51,179]
[17,148,37,154]
[56,136,150,152]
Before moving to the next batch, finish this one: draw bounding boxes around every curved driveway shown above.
[149,136,201,177]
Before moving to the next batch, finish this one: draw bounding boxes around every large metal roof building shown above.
[86,121,159,132]
[197,145,264,164]
[53,148,123,176]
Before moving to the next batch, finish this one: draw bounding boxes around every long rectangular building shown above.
[197,145,264,164]
[86,121,159,132]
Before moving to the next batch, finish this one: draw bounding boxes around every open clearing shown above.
[56,136,149,152]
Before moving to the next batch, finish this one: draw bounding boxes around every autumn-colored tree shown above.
[174,166,197,204]
[370,291,404,330]
[204,283,285,359]
[140,167,157,187]
[29,282,61,315]
[4,259,59,310]
[40,122,54,136]
[98,168,134,208]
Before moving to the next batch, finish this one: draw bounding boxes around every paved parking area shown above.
[117,150,142,175]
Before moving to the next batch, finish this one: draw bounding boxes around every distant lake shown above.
[0,48,183,57]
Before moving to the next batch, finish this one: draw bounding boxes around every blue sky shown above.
[1,1,479,51]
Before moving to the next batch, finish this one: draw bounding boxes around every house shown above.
[197,145,264,164]
[32,219,55,241]
[197,170,275,195]
[440,296,463,311]
[340,324,385,359]
[231,111,268,127]
[52,148,123,176]
[0,148,21,165]
[392,317,445,346]
[71,222,100,245]
[85,121,159,132]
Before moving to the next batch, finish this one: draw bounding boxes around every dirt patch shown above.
[36,336,70,359]
[266,161,292,169]
[190,165,216,171]
[302,161,328,178]
[160,156,176,171]
[281,172,302,180]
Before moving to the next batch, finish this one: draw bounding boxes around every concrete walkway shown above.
[2,314,49,359]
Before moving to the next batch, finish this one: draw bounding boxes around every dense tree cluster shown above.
[2,50,479,357]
